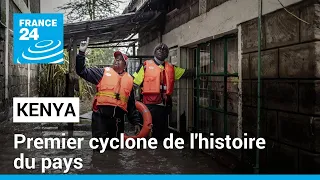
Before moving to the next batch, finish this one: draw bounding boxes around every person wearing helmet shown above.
[76,37,142,151]
[132,43,195,141]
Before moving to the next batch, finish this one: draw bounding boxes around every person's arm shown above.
[76,51,104,85]
[126,89,142,126]
[132,64,144,86]
[132,64,145,100]
[180,68,196,78]
[174,66,196,80]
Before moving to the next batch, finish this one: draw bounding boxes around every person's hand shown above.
[79,37,90,54]
[134,125,141,135]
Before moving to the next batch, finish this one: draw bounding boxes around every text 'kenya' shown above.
[13,97,80,123]
[17,103,76,117]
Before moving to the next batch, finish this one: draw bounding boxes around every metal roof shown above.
[63,10,162,49]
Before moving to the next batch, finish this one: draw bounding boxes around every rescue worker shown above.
[132,43,195,141]
[76,37,142,150]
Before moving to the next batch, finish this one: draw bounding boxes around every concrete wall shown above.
[137,38,159,55]
[241,0,320,173]
[0,0,40,122]
[137,0,320,173]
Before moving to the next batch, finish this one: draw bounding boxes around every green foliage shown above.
[78,47,115,100]
[39,47,115,100]
[86,48,115,66]
[56,0,124,23]
[39,50,69,97]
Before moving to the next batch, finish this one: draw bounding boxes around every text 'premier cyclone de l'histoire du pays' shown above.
[13,133,266,173]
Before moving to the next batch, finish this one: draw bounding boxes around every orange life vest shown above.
[142,60,175,96]
[93,67,133,112]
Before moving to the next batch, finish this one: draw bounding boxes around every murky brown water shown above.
[0,120,233,174]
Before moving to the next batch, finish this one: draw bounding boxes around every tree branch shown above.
[56,0,122,23]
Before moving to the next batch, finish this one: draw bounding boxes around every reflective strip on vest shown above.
[96,91,129,103]
[161,85,167,90]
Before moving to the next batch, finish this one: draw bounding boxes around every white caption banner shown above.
[13,97,80,123]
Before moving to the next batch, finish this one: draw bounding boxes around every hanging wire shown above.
[277,0,310,24]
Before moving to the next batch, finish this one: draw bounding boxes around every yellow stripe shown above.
[119,96,129,102]
[96,92,116,97]
[96,92,129,102]
[174,66,185,80]
[133,66,144,86]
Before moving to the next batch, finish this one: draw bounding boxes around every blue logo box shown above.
[13,13,64,64]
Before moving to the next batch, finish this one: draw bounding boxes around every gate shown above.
[193,35,239,139]
[126,56,153,75]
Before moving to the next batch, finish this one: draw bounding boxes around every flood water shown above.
[0,119,233,174]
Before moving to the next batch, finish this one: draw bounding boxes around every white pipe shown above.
[27,0,31,97]
[177,48,180,132]
[186,48,190,132]
[28,64,30,97]
[4,0,9,99]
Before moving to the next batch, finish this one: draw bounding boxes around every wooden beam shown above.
[90,39,138,45]
[127,55,153,58]
[64,39,138,48]
[114,11,163,47]
[64,12,136,29]
[108,11,157,42]
[88,45,132,48]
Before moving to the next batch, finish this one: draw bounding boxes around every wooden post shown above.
[72,42,79,93]
[67,40,79,137]
[132,44,136,56]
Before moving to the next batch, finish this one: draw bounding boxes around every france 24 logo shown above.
[13,13,64,64]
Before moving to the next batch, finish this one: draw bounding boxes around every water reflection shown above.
[0,122,232,174]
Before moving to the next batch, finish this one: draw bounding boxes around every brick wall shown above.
[0,0,40,122]
[241,0,320,173]
[0,39,5,120]
[164,0,229,35]
[29,0,41,97]
[29,0,40,13]
[139,0,230,47]
[206,0,228,12]
[138,30,158,48]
